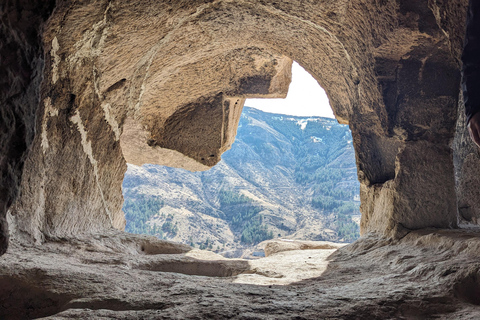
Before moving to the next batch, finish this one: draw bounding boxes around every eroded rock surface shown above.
[0,0,471,248]
[453,94,480,226]
[0,0,56,253]
[1,230,480,319]
[1,1,480,318]
[260,239,346,257]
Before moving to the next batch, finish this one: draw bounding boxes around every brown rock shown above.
[0,229,480,318]
[0,0,467,245]
[1,1,479,317]
[0,0,57,252]
[453,93,480,226]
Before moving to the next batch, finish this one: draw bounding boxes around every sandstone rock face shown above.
[121,48,292,169]
[2,1,480,318]
[0,0,472,248]
[260,239,346,257]
[7,1,294,244]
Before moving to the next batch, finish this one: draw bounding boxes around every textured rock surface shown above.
[260,239,345,257]
[0,0,470,247]
[0,0,55,253]
[453,94,480,226]
[3,2,480,319]
[121,49,292,169]
[2,230,480,319]
[1,1,480,317]
[7,1,295,244]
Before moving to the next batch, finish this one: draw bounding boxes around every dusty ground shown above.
[1,229,480,319]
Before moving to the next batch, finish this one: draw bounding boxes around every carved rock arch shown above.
[1,0,469,251]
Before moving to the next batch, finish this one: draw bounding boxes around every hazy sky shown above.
[245,61,335,118]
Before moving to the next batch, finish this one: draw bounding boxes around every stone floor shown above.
[2,229,480,319]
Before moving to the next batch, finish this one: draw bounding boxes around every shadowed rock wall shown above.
[357,0,469,237]
[454,94,480,225]
[0,0,472,251]
[0,0,56,253]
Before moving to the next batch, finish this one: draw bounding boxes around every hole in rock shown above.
[134,259,250,277]
[454,271,480,305]
[122,62,360,272]
[0,276,72,320]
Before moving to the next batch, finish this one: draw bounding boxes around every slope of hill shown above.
[122,107,360,256]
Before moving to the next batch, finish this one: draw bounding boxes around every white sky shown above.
[245,61,335,118]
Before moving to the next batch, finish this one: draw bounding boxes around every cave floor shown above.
[2,229,480,319]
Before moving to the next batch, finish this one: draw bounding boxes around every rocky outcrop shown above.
[453,94,480,226]
[6,1,295,245]
[0,0,474,272]
[121,49,291,170]
[260,239,346,257]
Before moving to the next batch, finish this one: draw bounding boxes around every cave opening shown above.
[121,61,360,259]
[1,0,476,318]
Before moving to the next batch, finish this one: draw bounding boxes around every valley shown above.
[122,107,360,257]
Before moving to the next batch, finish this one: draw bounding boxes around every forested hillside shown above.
[122,107,360,256]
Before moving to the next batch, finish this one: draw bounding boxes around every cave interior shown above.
[2,0,480,319]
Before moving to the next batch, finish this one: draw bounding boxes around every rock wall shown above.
[453,94,480,225]
[0,0,473,251]
[0,0,56,254]
[357,0,467,236]
[7,1,294,244]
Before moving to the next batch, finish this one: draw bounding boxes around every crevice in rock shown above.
[453,269,480,305]
[134,258,251,277]
[0,276,72,320]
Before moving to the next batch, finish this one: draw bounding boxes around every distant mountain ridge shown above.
[122,107,360,256]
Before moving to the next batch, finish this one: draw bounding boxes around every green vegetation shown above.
[123,194,179,240]
[161,220,178,236]
[218,190,252,206]
[219,190,274,245]
[199,238,214,250]
[311,195,339,211]
[231,109,361,242]
[123,195,164,235]
[240,216,274,245]
[336,213,360,242]
[123,108,361,247]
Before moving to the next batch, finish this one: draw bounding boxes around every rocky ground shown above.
[1,229,480,319]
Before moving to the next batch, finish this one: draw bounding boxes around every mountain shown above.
[122,107,360,257]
